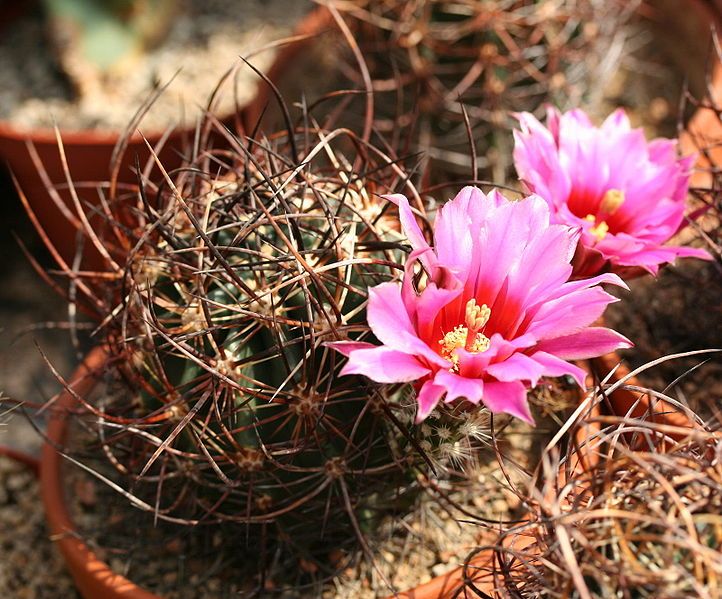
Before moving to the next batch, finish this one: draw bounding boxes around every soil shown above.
[0,454,78,598]
[0,0,311,132]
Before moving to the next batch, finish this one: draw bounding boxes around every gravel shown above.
[0,454,77,598]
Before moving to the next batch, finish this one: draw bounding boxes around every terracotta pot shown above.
[241,6,334,131]
[41,345,162,599]
[590,351,700,434]
[39,348,703,599]
[40,350,593,599]
[2,6,329,271]
[3,123,196,272]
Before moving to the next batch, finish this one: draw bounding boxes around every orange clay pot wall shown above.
[41,346,162,599]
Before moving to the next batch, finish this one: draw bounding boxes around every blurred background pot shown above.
[0,2,324,271]
[0,123,194,272]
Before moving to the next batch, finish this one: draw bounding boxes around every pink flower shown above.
[327,187,631,423]
[513,107,711,276]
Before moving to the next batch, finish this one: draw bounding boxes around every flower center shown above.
[584,214,609,241]
[599,188,625,214]
[584,188,625,241]
[439,299,491,371]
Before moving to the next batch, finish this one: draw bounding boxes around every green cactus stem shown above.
[42,0,177,94]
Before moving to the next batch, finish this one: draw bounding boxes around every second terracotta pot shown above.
[3,5,330,272]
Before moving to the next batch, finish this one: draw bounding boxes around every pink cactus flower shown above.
[513,107,711,276]
[327,187,631,423]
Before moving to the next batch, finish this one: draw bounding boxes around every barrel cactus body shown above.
[59,118,491,589]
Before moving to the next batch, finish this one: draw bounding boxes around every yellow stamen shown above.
[465,298,490,332]
[464,298,491,351]
[599,188,625,214]
[584,214,610,242]
[439,299,491,371]
[583,189,623,242]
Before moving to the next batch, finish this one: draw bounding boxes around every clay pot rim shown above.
[0,120,186,146]
[41,345,162,599]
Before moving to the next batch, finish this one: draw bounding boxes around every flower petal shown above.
[512,106,706,276]
[338,346,430,383]
[434,369,485,404]
[325,341,377,357]
[473,194,552,314]
[486,353,546,387]
[534,327,632,360]
[482,381,534,425]
[402,249,465,343]
[529,351,587,389]
[433,186,479,278]
[601,238,713,271]
[457,333,536,379]
[546,272,629,297]
[528,286,621,340]
[602,108,631,131]
[415,380,446,422]
[513,111,571,206]
[384,193,430,255]
[367,282,448,368]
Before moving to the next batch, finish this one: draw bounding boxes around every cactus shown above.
[41,0,177,95]
[330,0,634,182]
[45,102,494,590]
[478,403,722,597]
